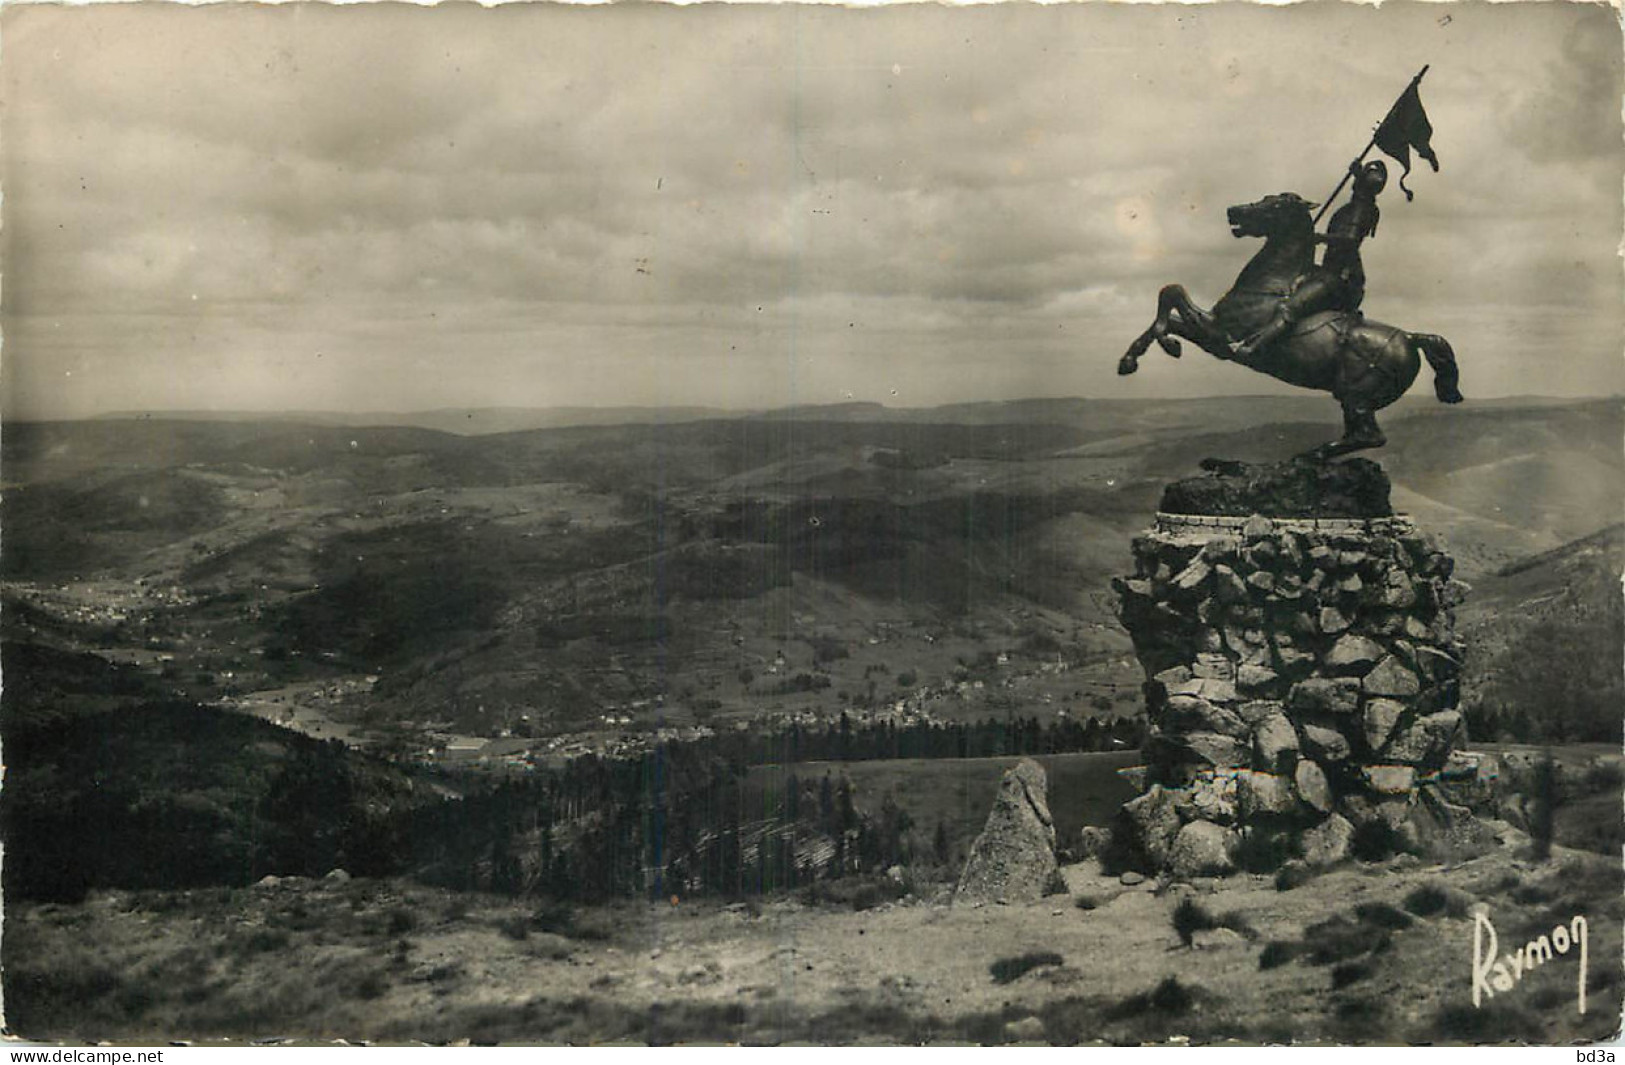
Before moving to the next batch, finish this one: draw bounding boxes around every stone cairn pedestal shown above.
[1110,458,1487,879]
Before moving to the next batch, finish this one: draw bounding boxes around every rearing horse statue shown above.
[1118,191,1462,459]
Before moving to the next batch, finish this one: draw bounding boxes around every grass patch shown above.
[529,902,615,941]
[1424,1002,1546,1044]
[385,906,420,936]
[800,875,907,912]
[990,951,1065,985]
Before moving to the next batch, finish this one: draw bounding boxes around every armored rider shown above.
[1235,159,1388,360]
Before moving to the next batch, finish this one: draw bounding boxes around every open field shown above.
[6,837,1619,1045]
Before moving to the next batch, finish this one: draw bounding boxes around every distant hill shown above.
[95,406,741,436]
[1458,523,1623,744]
[4,395,1618,737]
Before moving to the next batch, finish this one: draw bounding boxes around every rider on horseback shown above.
[1234,160,1388,360]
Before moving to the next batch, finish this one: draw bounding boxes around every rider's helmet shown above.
[1354,160,1388,196]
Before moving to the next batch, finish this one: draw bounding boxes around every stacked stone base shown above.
[1112,506,1489,877]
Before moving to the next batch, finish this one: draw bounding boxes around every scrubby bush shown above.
[1259,941,1300,970]
[1171,897,1216,947]
[1235,826,1302,873]
[990,952,1065,985]
[1275,860,1317,892]
[1353,901,1413,930]
[1350,820,1408,863]
[1303,915,1389,966]
[1402,883,1450,917]
[1108,976,1194,1019]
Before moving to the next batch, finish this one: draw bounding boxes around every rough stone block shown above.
[1169,821,1238,879]
[1440,579,1472,607]
[1362,764,1416,795]
[1122,785,1181,869]
[1363,655,1421,699]
[1237,770,1298,819]
[1201,536,1243,564]
[1385,710,1462,766]
[1244,540,1279,569]
[1237,699,1285,726]
[1381,574,1419,609]
[1215,565,1249,604]
[1188,771,1239,824]
[1252,711,1299,772]
[1173,557,1213,592]
[1191,652,1235,681]
[1236,662,1280,694]
[1318,606,1351,635]
[1363,698,1404,751]
[1301,813,1354,867]
[1276,645,1317,678]
[1165,695,1248,739]
[1289,677,1361,715]
[1183,732,1251,768]
[1157,455,1397,520]
[1300,723,1352,763]
[1326,634,1384,674]
[1293,759,1334,814]
[1167,676,1241,705]
[1153,665,1194,688]
[1077,825,1115,860]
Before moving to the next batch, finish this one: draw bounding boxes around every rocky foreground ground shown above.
[7,830,1620,1046]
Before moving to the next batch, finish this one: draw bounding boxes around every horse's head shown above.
[1226,193,1316,240]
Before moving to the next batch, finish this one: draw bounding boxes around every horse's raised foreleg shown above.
[1412,333,1464,404]
[1120,285,1185,374]
[1120,285,1230,375]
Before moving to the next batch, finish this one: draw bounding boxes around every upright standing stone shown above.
[956,759,1058,904]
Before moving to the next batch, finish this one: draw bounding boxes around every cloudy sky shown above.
[2,1,1620,418]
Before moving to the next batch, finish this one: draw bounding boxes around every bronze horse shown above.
[1118,192,1462,459]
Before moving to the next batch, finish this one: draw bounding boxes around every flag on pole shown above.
[1374,80,1439,202]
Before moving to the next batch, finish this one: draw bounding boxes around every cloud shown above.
[1,1,1620,418]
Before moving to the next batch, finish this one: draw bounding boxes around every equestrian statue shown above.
[1118,67,1461,460]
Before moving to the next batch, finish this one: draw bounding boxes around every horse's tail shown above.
[1411,333,1463,404]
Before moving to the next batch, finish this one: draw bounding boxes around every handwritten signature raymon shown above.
[1473,908,1588,1015]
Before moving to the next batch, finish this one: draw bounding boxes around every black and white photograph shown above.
[1,0,1621,1047]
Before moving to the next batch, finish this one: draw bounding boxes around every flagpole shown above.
[1312,65,1429,227]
